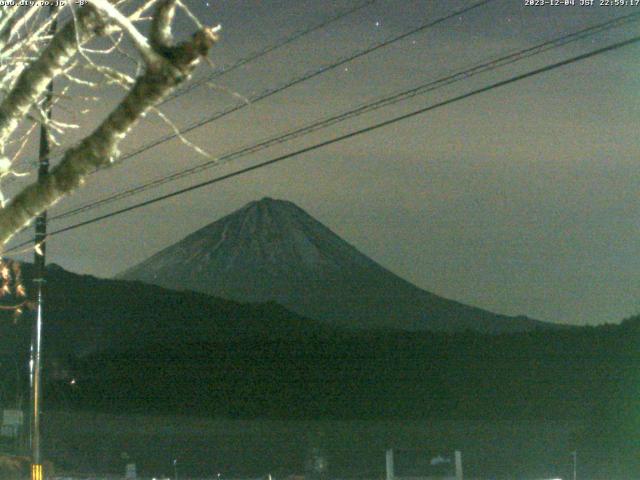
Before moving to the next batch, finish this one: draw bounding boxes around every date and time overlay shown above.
[526,0,640,6]
[1,0,639,10]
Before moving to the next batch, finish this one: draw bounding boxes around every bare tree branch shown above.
[0,6,107,146]
[0,12,219,245]
[87,0,162,65]
[150,0,177,50]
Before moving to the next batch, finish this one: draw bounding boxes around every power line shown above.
[23,0,378,168]
[52,10,640,220]
[54,0,332,97]
[159,0,378,106]
[79,0,496,174]
[7,33,639,253]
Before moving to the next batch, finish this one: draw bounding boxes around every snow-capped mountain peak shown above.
[119,198,552,333]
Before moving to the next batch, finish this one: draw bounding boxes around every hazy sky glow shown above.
[7,0,640,326]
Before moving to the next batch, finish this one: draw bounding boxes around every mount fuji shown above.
[118,198,553,333]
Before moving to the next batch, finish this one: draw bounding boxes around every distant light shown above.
[70,378,76,385]
[374,20,381,27]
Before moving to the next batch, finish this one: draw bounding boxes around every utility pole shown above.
[29,7,56,480]
[571,450,577,480]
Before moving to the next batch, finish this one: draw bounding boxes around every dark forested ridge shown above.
[70,319,639,419]
[0,261,637,425]
[0,261,639,477]
[64,317,640,477]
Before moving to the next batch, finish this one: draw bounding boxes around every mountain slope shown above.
[119,198,553,333]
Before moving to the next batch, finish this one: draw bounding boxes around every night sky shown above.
[7,0,640,326]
